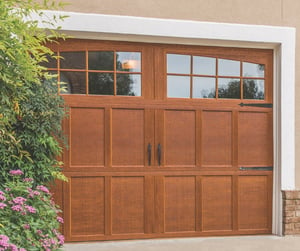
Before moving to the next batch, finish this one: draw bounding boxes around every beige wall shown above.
[61,0,300,188]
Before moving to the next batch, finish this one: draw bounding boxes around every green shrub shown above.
[0,0,67,185]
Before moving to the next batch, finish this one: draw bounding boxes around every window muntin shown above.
[166,53,265,100]
[44,50,142,96]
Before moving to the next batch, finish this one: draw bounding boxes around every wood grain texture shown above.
[69,177,105,236]
[164,176,196,232]
[111,177,145,234]
[52,39,273,241]
[69,108,105,167]
[202,111,232,167]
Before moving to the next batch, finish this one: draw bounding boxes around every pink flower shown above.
[9,170,23,176]
[57,234,65,245]
[0,203,7,209]
[12,197,27,205]
[0,235,9,248]
[23,224,30,230]
[0,191,4,196]
[56,216,64,223]
[0,195,6,201]
[23,178,34,183]
[25,205,36,213]
[11,205,23,212]
[36,185,50,194]
[8,243,18,251]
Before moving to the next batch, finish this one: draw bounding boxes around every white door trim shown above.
[37,11,296,236]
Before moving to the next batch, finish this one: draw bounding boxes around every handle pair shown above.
[147,143,161,166]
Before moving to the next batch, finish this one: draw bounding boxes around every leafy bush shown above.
[0,171,64,251]
[0,0,67,250]
[0,0,67,185]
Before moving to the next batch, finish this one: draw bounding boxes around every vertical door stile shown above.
[196,176,203,232]
[196,110,202,168]
[104,176,112,236]
[105,107,112,169]
[144,176,155,234]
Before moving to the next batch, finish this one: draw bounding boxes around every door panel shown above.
[238,176,271,230]
[111,177,145,234]
[164,176,196,232]
[201,176,233,231]
[238,111,273,166]
[69,177,105,236]
[163,110,196,167]
[111,109,145,167]
[69,107,105,167]
[201,111,233,167]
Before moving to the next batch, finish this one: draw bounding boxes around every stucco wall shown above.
[59,0,300,188]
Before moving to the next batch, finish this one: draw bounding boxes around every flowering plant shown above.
[0,170,64,251]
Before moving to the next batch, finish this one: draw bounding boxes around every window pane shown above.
[243,62,265,77]
[218,59,240,76]
[167,54,191,74]
[167,76,190,98]
[88,51,114,71]
[117,74,141,96]
[218,78,240,99]
[60,51,85,69]
[116,52,141,72]
[60,71,86,94]
[88,72,114,95]
[193,56,216,75]
[243,79,264,100]
[193,77,216,98]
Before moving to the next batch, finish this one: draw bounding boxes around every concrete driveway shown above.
[63,235,300,251]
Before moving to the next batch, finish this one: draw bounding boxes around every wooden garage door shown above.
[48,40,273,241]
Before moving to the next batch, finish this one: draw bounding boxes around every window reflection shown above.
[218,78,240,99]
[167,54,191,74]
[218,59,240,76]
[117,74,141,96]
[243,62,265,77]
[193,77,216,98]
[193,56,216,75]
[88,51,114,71]
[60,71,86,94]
[243,79,264,100]
[116,52,141,72]
[88,73,114,95]
[60,52,85,69]
[167,76,190,98]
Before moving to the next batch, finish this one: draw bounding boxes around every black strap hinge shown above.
[239,166,273,171]
[239,103,273,108]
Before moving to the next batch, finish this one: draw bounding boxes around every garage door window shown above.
[45,51,142,96]
[167,53,265,100]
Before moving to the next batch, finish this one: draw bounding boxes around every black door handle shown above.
[147,143,152,166]
[157,143,161,166]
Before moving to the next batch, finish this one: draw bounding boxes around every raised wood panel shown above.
[69,108,105,167]
[238,112,273,166]
[111,177,145,234]
[201,176,233,231]
[238,176,269,230]
[202,111,232,166]
[164,110,196,166]
[111,109,145,167]
[164,176,196,232]
[70,177,105,236]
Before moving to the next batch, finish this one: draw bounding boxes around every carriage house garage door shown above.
[48,39,273,242]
